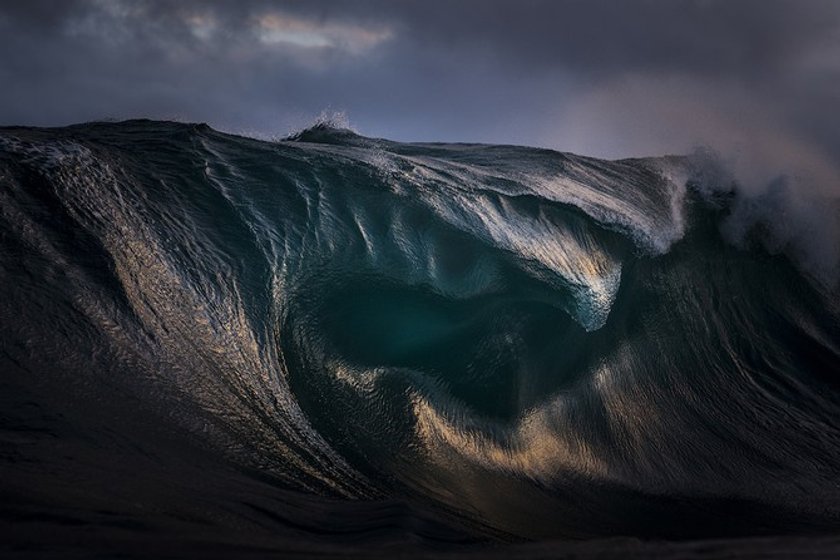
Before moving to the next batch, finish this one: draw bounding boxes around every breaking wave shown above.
[1,120,839,555]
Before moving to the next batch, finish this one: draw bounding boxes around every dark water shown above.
[1,120,840,558]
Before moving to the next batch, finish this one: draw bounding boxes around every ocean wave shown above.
[1,120,839,552]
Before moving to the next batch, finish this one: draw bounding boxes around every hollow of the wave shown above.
[308,281,590,422]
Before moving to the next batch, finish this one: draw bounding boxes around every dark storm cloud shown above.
[0,0,839,189]
[369,0,837,79]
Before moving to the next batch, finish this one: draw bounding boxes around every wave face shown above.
[2,120,840,554]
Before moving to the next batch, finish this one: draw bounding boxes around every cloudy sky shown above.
[1,0,839,176]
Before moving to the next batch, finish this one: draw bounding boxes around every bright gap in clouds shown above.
[254,12,392,54]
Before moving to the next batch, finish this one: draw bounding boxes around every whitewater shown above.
[1,120,839,558]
